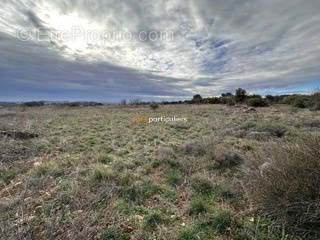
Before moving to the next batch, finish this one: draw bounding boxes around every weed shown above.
[144,211,164,229]
[99,227,130,240]
[0,167,20,183]
[166,170,182,185]
[190,174,214,194]
[188,198,208,215]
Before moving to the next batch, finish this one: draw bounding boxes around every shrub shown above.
[265,95,276,104]
[157,146,176,161]
[180,140,206,156]
[211,149,242,169]
[246,98,268,107]
[242,134,320,235]
[293,98,306,108]
[281,95,298,105]
[204,97,221,104]
[255,123,287,138]
[150,102,159,110]
[226,98,236,106]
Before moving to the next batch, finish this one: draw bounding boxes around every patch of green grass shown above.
[188,198,208,215]
[144,211,165,229]
[91,164,114,183]
[177,224,212,240]
[213,184,237,202]
[177,226,201,240]
[0,167,20,183]
[117,171,135,186]
[163,157,178,167]
[200,207,238,235]
[159,184,176,200]
[166,169,182,185]
[118,180,162,203]
[34,161,62,177]
[99,227,130,240]
[97,154,110,164]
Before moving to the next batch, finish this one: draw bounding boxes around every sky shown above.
[1,0,320,102]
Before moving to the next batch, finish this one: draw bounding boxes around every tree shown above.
[235,88,247,103]
[150,102,159,110]
[192,94,202,103]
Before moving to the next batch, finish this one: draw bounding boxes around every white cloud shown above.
[1,0,320,99]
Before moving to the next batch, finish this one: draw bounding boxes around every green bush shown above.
[293,98,307,108]
[242,134,320,236]
[246,98,268,107]
[150,102,159,110]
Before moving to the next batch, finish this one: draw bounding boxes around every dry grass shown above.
[242,133,320,237]
[0,104,319,239]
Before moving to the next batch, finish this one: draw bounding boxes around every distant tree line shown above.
[7,88,319,111]
[162,88,320,110]
[20,101,103,107]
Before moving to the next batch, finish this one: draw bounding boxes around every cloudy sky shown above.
[1,0,320,102]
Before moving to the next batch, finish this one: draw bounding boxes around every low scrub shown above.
[242,133,320,236]
[246,97,268,107]
[211,149,242,169]
[255,123,287,138]
[190,174,214,194]
[149,102,159,110]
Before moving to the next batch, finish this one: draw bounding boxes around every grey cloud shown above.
[0,0,320,101]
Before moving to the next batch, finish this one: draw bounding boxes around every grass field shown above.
[1,104,320,240]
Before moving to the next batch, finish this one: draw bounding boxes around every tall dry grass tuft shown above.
[242,133,320,236]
